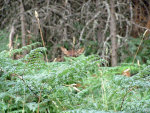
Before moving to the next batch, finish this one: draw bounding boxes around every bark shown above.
[20,0,27,55]
[110,0,117,66]
[31,18,39,40]
[9,21,16,51]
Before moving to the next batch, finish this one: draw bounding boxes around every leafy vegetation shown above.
[0,44,150,113]
[121,37,150,64]
[0,30,9,52]
[1,0,150,112]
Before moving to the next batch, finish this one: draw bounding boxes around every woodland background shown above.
[1,0,150,65]
[0,0,150,113]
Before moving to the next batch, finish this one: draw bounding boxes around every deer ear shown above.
[60,47,69,55]
[76,48,84,55]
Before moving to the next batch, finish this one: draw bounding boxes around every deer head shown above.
[60,47,84,57]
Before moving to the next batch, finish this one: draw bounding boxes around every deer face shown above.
[60,47,84,57]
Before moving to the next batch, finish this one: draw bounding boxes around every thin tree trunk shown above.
[20,0,27,55]
[9,21,16,51]
[110,0,117,66]
[9,21,16,59]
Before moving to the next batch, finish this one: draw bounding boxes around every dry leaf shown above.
[91,74,97,77]
[53,57,64,62]
[137,60,140,66]
[72,87,80,92]
[74,83,81,88]
[15,54,24,59]
[122,69,130,77]
[64,84,81,92]
[35,10,38,18]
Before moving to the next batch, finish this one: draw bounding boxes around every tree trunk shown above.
[20,0,27,55]
[9,21,16,51]
[110,0,117,66]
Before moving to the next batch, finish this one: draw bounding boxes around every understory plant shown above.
[0,44,150,113]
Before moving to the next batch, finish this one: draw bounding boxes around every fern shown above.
[0,45,150,112]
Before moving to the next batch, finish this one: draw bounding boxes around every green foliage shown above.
[0,45,150,113]
[85,40,99,55]
[0,30,9,52]
[121,37,150,63]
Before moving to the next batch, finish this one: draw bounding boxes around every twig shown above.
[12,74,39,98]
[37,88,42,113]
[35,11,48,62]
[132,29,148,64]
[79,11,101,41]
[103,1,111,36]
[120,86,137,111]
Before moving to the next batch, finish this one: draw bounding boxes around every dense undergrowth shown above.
[0,45,150,113]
